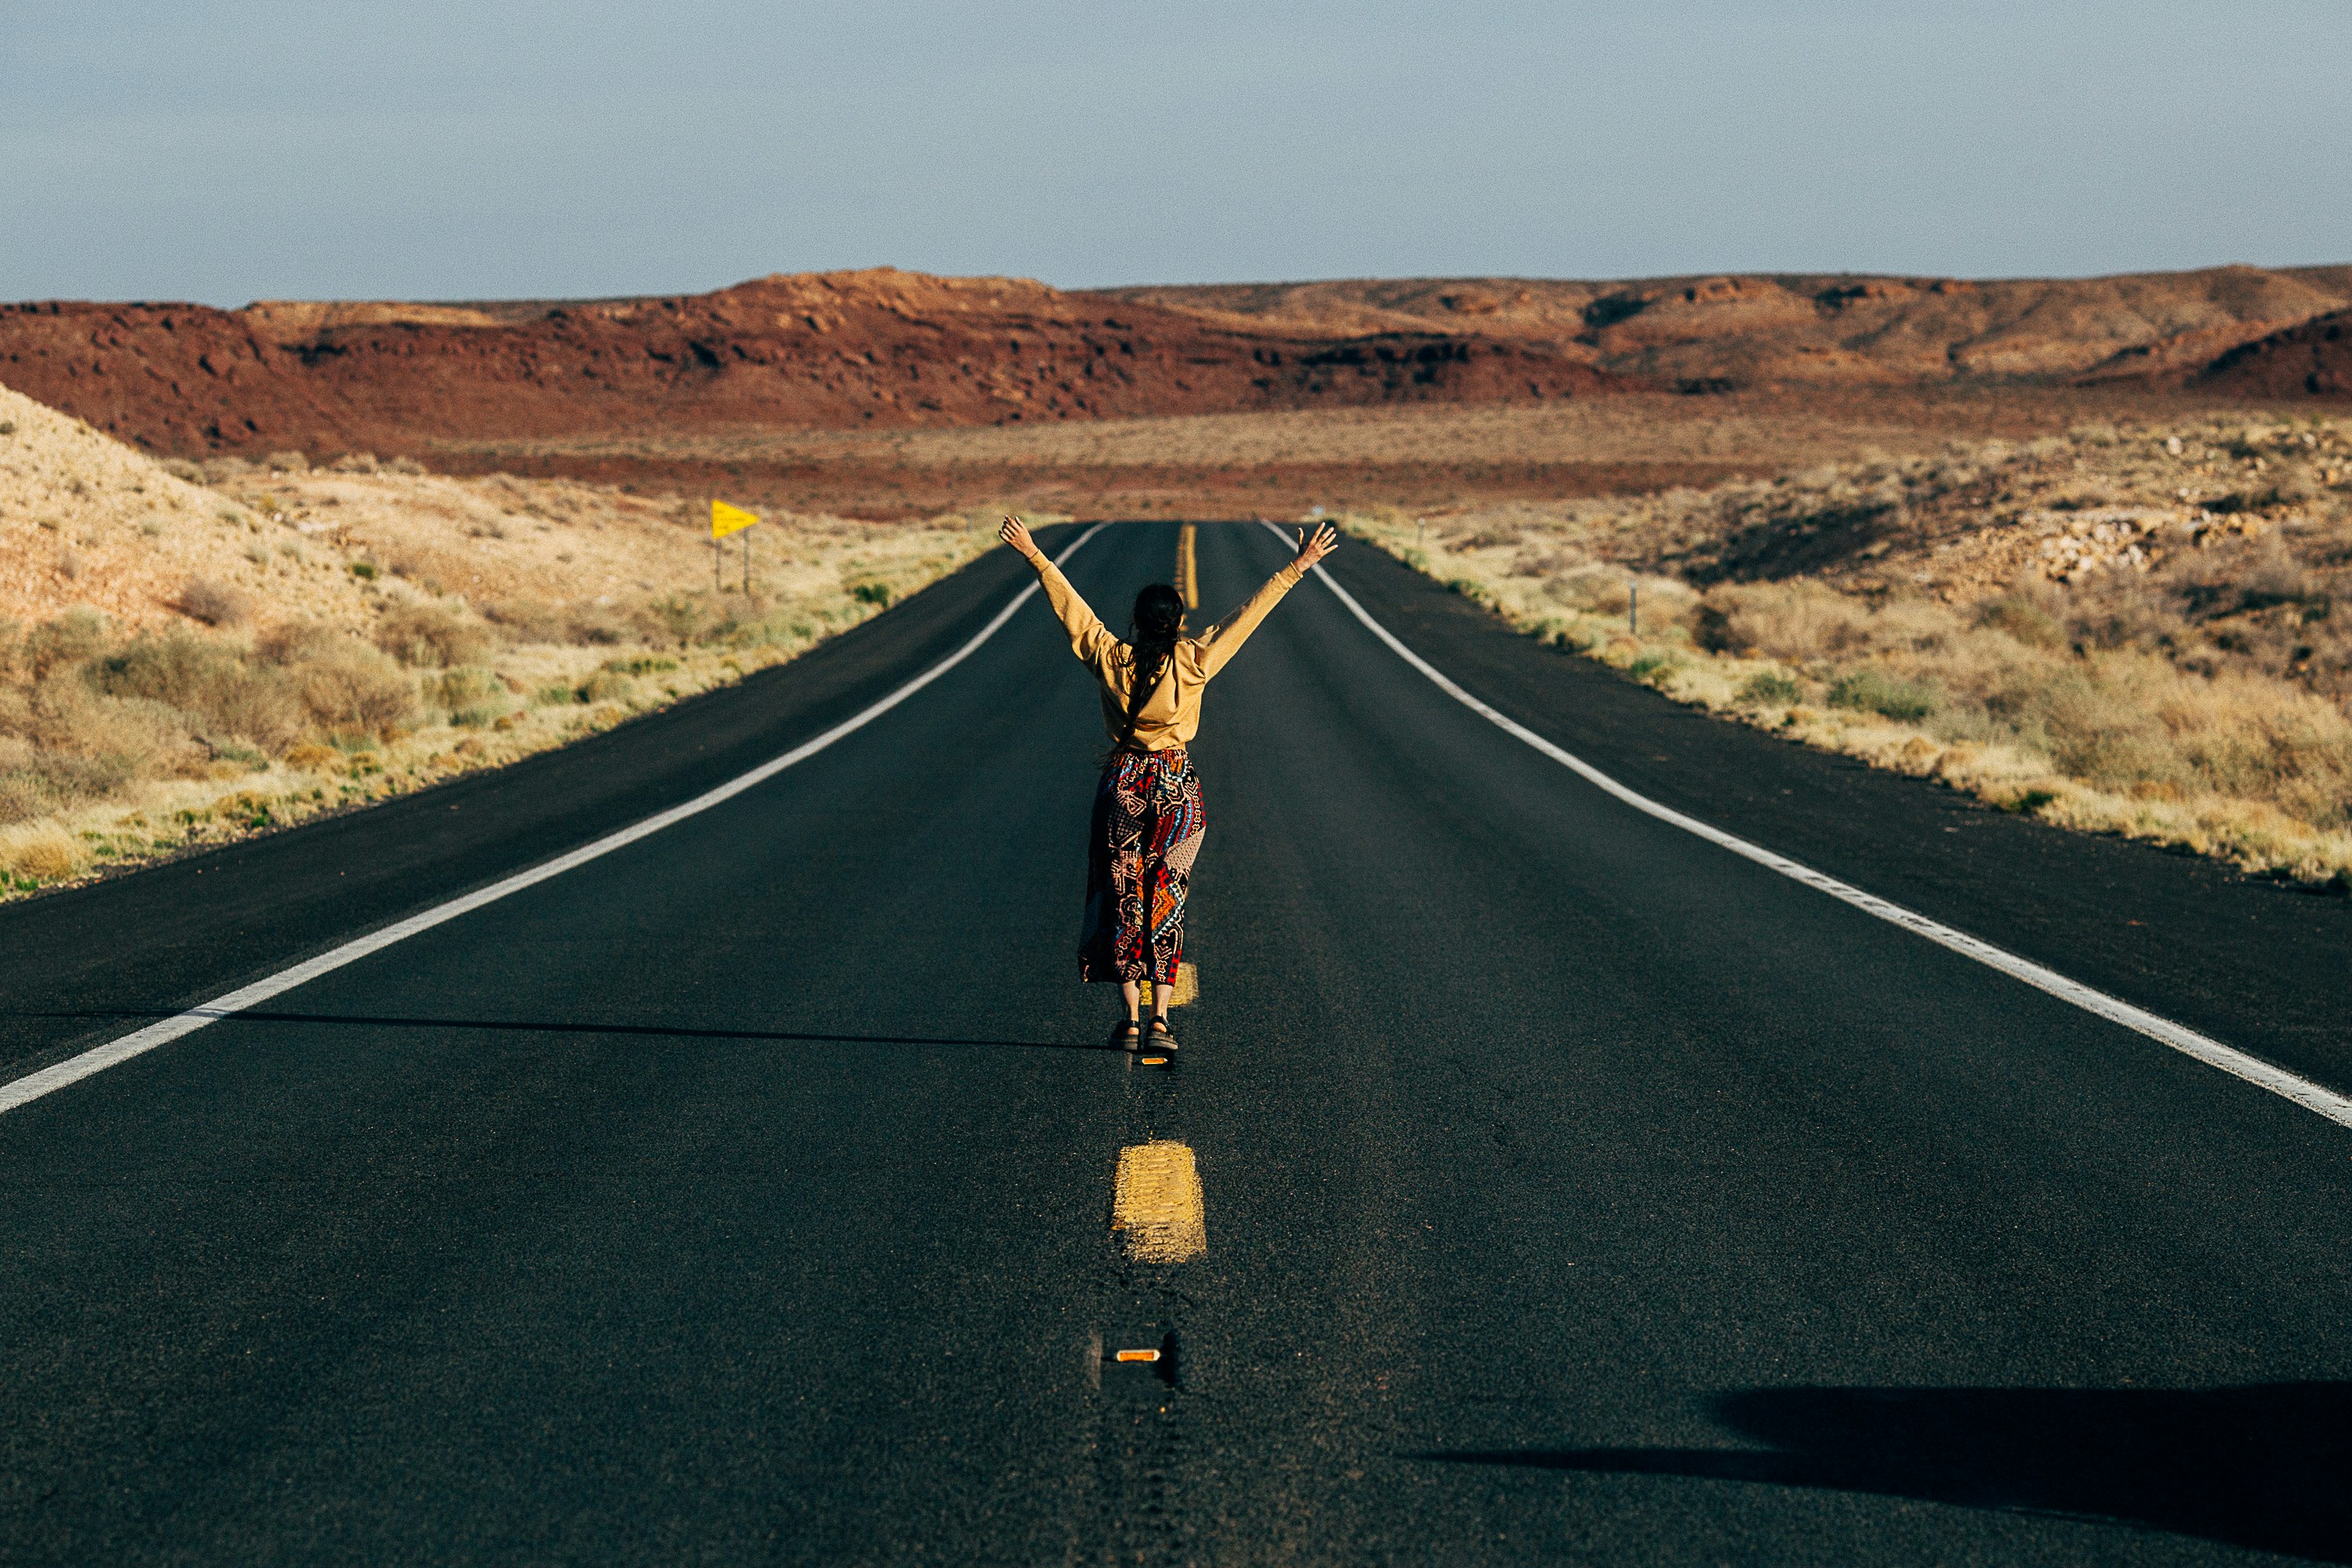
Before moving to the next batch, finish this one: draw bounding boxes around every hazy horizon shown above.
[6,0,2348,307]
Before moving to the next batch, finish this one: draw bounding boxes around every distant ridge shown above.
[1,263,2343,464]
[0,267,1608,461]
[1098,264,2352,390]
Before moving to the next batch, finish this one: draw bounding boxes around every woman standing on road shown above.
[1000,516,1339,1053]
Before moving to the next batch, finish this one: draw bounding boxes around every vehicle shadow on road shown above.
[31,1009,1127,1056]
[1417,1382,2352,1562]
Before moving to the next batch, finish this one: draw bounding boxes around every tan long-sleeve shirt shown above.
[1035,555,1305,750]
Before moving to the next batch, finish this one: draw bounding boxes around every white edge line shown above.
[1264,521,2352,1131]
[0,524,1111,1117]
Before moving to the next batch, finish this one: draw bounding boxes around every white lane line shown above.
[0,525,1110,1118]
[1266,522,2352,1131]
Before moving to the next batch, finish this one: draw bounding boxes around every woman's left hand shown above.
[1291,522,1339,572]
[1000,514,1040,560]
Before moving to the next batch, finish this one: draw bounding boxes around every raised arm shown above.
[1001,514,1117,666]
[1196,523,1338,679]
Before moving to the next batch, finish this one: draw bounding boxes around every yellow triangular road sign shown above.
[711,499,760,539]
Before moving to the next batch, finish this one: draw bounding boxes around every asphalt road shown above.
[2,521,2348,1565]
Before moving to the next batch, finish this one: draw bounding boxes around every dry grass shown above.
[437,397,1937,473]
[423,388,2132,519]
[1340,410,2352,889]
[0,381,1022,894]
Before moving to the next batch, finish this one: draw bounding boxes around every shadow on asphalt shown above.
[1417,1382,2352,1562]
[21,1010,1126,1056]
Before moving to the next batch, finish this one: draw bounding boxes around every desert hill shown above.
[2196,309,2351,398]
[0,377,1001,887]
[5,265,2347,484]
[1103,264,2352,390]
[0,268,1608,463]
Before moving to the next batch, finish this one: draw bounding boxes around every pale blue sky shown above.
[4,1,2347,305]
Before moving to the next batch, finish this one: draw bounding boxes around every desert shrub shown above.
[480,598,568,644]
[24,610,111,678]
[1737,670,1803,706]
[426,666,513,727]
[253,619,344,667]
[2235,538,2310,609]
[575,670,637,705]
[329,452,380,474]
[0,820,86,881]
[2144,668,2352,827]
[1978,594,2066,648]
[639,595,706,647]
[0,676,201,785]
[1627,651,1679,686]
[567,608,630,646]
[0,735,143,824]
[604,655,678,676]
[851,582,893,607]
[87,629,305,752]
[285,641,417,739]
[348,559,379,580]
[383,456,426,476]
[176,578,251,628]
[1547,570,1631,614]
[1703,582,1876,660]
[1828,667,1939,721]
[373,602,493,667]
[2060,573,2184,652]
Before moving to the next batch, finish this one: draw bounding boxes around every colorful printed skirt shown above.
[1079,746,1205,985]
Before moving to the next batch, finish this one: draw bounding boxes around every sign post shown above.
[711,499,760,595]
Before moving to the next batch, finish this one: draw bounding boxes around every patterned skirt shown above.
[1079,746,1206,985]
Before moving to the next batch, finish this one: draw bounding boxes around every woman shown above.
[1000,515,1340,1052]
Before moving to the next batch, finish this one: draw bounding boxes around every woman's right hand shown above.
[1291,522,1339,572]
[1000,514,1040,560]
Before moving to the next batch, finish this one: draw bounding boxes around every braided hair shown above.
[1116,583,1187,750]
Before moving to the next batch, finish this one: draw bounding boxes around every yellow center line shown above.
[1140,962,1198,1011]
[1111,1140,1207,1263]
[1174,523,1199,609]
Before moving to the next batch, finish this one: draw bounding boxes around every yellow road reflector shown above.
[1111,1140,1206,1263]
[1140,963,1197,1011]
[1174,523,1199,609]
[1140,1056,1168,1066]
[1115,1348,1161,1363]
[710,499,760,539]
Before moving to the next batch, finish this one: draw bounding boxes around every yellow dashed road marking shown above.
[1174,524,1199,609]
[1141,962,1197,1011]
[1112,1141,1207,1263]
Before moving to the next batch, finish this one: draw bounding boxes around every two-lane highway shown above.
[1,521,2347,1564]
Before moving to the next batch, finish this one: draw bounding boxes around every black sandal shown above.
[1145,1017,1179,1051]
[1111,1018,1142,1051]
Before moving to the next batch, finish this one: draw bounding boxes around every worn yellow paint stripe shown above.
[1111,1141,1207,1263]
[1174,523,1199,609]
[1140,961,1198,1011]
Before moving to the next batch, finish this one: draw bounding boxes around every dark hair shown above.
[1116,583,1186,749]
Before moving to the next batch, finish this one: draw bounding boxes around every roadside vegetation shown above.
[1339,412,2352,890]
[0,383,1029,895]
